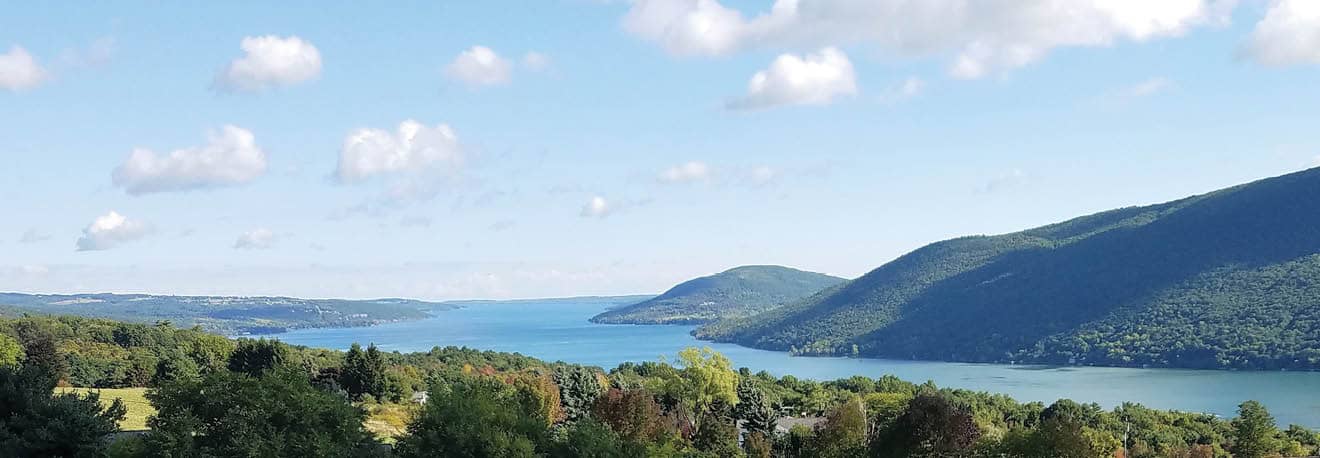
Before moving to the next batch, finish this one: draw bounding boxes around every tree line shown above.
[1,314,1318,457]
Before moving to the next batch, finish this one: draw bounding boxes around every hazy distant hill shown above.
[591,266,845,325]
[697,168,1320,370]
[0,292,439,335]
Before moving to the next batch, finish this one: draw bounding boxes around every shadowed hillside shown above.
[697,168,1320,370]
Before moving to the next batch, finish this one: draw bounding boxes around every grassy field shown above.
[54,387,414,438]
[58,387,154,431]
[364,403,415,443]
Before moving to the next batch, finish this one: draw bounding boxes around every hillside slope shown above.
[696,168,1320,370]
[591,266,844,324]
[0,292,438,335]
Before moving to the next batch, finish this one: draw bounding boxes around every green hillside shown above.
[0,292,438,335]
[590,265,845,324]
[696,168,1320,370]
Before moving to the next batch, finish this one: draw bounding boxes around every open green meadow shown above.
[58,387,154,431]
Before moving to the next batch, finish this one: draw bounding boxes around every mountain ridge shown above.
[590,265,845,325]
[696,168,1320,370]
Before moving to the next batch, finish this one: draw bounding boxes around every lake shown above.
[256,298,1320,428]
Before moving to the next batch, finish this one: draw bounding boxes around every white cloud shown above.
[1244,0,1320,66]
[0,45,48,91]
[624,0,1230,78]
[445,46,513,87]
[623,0,750,56]
[659,161,712,183]
[728,47,856,110]
[1124,77,1176,98]
[335,120,463,183]
[234,228,277,250]
[1095,77,1176,107]
[580,196,613,218]
[214,35,322,92]
[112,125,267,195]
[749,165,778,185]
[522,52,552,71]
[59,36,116,68]
[878,76,925,104]
[75,211,152,251]
[19,229,51,244]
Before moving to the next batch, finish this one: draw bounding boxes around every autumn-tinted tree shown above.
[591,388,674,444]
[871,394,980,458]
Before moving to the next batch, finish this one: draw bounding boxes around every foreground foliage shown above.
[3,313,1319,457]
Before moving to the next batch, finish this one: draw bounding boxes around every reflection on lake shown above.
[255,299,1320,428]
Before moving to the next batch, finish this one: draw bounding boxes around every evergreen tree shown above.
[0,364,125,456]
[735,378,776,437]
[226,338,289,376]
[555,366,602,422]
[1231,401,1279,458]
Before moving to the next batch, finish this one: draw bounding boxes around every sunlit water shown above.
[254,299,1320,428]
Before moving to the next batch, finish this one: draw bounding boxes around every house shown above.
[410,391,429,405]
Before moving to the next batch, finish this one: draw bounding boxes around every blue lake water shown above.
[256,299,1320,428]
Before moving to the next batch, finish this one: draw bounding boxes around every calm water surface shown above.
[256,299,1320,428]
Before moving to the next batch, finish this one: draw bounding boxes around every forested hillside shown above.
[697,168,1320,370]
[591,266,844,324]
[0,292,438,335]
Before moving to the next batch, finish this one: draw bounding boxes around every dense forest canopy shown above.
[1,313,1318,457]
[591,266,844,325]
[697,168,1320,370]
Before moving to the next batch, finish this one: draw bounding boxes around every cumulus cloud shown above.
[335,120,463,183]
[75,211,152,251]
[1244,0,1320,66]
[234,228,278,250]
[445,46,513,87]
[624,0,1231,77]
[214,35,321,92]
[728,47,856,110]
[580,196,613,218]
[0,45,48,91]
[659,161,712,183]
[112,125,267,195]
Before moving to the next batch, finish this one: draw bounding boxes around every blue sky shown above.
[2,0,1318,300]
